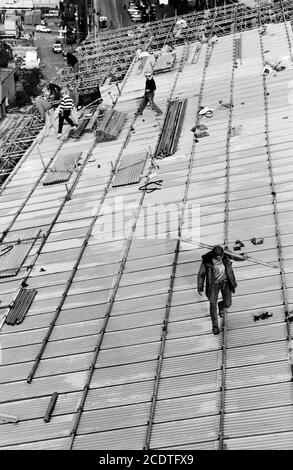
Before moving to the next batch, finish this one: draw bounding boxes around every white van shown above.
[47,10,59,17]
[20,50,40,70]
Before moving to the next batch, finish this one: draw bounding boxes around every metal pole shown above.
[36,144,46,169]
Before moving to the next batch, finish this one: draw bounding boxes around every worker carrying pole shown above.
[197,245,248,336]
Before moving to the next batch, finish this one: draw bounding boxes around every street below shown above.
[23,18,65,81]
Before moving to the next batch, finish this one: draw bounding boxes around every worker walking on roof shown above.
[47,82,61,101]
[57,87,76,138]
[66,52,78,72]
[68,84,79,125]
[197,245,247,335]
[34,91,58,136]
[136,71,162,117]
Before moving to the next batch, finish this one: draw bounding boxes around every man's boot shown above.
[219,308,228,318]
[212,325,220,335]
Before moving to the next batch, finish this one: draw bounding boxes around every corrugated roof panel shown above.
[56,152,82,172]
[74,263,121,281]
[226,323,287,348]
[226,341,288,368]
[225,382,293,413]
[106,309,165,331]
[61,290,111,310]
[77,403,150,434]
[73,426,147,450]
[5,227,41,243]
[2,341,38,365]
[167,317,213,338]
[169,302,208,321]
[0,242,34,278]
[55,304,108,325]
[124,253,175,273]
[44,335,98,360]
[164,440,219,450]
[115,279,170,301]
[85,380,154,410]
[6,288,37,325]
[225,431,293,450]
[164,334,221,358]
[2,335,97,365]
[120,266,172,287]
[2,438,68,450]
[158,370,221,400]
[0,392,80,421]
[111,293,168,316]
[1,352,91,383]
[0,414,74,447]
[0,371,87,403]
[97,341,160,368]
[226,306,284,330]
[150,415,220,448]
[127,240,177,260]
[50,319,103,342]
[65,276,114,296]
[92,360,156,387]
[155,392,220,423]
[162,350,222,377]
[235,275,281,296]
[226,361,291,390]
[230,291,284,312]
[43,170,71,186]
[224,406,293,439]
[112,160,146,187]
[102,325,161,349]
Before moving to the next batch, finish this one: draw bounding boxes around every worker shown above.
[57,87,76,138]
[34,91,58,136]
[136,71,162,117]
[197,245,247,335]
[47,82,61,101]
[66,52,78,72]
[4,96,9,113]
[173,18,188,38]
[95,82,103,104]
[68,84,79,125]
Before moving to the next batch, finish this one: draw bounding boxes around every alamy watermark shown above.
[90,196,201,242]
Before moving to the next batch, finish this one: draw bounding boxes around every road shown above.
[35,31,65,81]
[23,19,65,82]
[98,0,133,28]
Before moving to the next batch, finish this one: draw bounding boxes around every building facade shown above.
[0,0,59,8]
[0,67,15,119]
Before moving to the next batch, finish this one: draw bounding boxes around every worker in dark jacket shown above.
[197,245,247,335]
[66,52,78,71]
[48,82,61,101]
[136,71,162,116]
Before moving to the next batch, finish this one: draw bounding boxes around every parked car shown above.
[53,41,62,53]
[36,25,51,33]
[47,10,59,17]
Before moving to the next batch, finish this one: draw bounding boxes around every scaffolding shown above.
[54,0,293,92]
[1,0,292,188]
[0,107,43,185]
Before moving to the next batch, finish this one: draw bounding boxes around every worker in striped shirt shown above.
[57,87,77,138]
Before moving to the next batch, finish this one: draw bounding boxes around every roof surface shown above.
[0,22,293,450]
